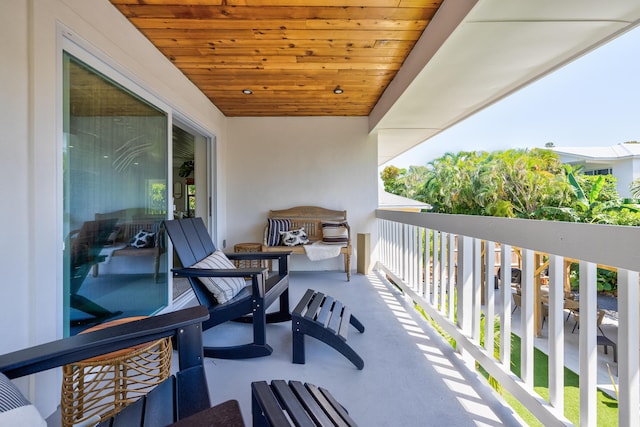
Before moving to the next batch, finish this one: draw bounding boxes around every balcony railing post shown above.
[402,225,415,290]
[499,244,512,368]
[578,262,597,426]
[457,236,473,361]
[431,230,439,307]
[548,255,565,413]
[520,249,535,386]
[440,232,447,313]
[617,269,639,427]
[424,228,431,301]
[447,233,455,321]
[472,238,482,343]
[484,241,495,358]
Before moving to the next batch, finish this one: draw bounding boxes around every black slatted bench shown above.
[292,289,365,370]
[251,380,358,427]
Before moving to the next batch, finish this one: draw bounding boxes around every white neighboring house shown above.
[553,142,640,198]
[378,185,432,212]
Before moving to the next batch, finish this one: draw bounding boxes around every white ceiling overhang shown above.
[371,0,640,166]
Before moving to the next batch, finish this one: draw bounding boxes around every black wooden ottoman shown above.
[292,289,365,370]
[251,380,358,426]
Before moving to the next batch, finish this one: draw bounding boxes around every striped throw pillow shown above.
[266,218,290,246]
[321,222,348,245]
[190,251,246,304]
[0,373,46,426]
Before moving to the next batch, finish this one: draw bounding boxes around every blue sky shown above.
[386,26,640,169]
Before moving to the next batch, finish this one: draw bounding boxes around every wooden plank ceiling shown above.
[109,0,444,117]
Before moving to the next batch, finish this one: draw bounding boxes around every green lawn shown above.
[417,304,618,425]
[484,334,618,426]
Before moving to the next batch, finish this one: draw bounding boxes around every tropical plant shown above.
[414,149,570,218]
[383,148,640,226]
[178,160,194,177]
[544,166,640,223]
[567,263,618,293]
[381,165,432,201]
[630,178,640,199]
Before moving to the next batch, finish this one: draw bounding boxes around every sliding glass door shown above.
[62,52,169,335]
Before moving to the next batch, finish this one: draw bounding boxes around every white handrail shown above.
[375,210,640,427]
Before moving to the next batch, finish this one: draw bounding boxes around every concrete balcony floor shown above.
[196,270,524,426]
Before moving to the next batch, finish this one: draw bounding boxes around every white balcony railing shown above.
[375,209,640,427]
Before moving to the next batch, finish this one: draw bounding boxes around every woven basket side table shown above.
[61,316,172,427]
[233,242,266,269]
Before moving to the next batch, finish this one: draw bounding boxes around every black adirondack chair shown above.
[68,218,122,324]
[0,306,244,426]
[164,217,292,359]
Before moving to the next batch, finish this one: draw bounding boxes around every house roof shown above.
[378,187,431,210]
[553,143,640,161]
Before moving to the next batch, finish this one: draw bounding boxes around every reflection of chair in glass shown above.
[68,218,121,322]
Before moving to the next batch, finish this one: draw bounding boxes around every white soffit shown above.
[373,0,640,166]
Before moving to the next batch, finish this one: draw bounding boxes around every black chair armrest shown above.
[174,267,268,278]
[0,306,209,379]
[225,251,292,261]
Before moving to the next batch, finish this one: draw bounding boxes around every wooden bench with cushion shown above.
[261,206,352,281]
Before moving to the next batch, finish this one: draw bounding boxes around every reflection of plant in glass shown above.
[187,184,196,217]
[148,181,167,214]
[179,161,194,177]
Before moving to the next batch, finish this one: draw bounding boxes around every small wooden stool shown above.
[234,242,267,269]
[61,317,172,427]
[292,289,365,369]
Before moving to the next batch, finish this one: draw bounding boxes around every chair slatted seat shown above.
[252,380,358,427]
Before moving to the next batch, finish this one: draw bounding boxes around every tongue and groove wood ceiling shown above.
[109,0,444,117]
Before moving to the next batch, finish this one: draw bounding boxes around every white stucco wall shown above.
[0,0,31,381]
[226,117,378,272]
[1,0,227,415]
[633,158,640,194]
[614,158,634,198]
[1,0,381,416]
